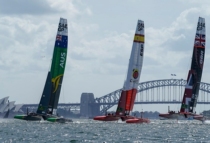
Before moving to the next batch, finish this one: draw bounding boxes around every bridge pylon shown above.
[80,93,100,118]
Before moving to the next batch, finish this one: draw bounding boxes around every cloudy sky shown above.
[1,0,210,112]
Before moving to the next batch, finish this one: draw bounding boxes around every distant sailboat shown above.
[14,18,72,123]
[93,20,150,123]
[159,17,206,120]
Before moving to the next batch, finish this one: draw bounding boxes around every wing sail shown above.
[180,17,205,113]
[116,20,145,115]
[48,18,68,113]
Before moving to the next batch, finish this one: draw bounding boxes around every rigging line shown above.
[62,84,65,103]
[203,90,206,113]
[139,92,142,111]
[48,58,52,71]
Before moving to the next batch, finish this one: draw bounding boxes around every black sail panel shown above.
[36,72,52,114]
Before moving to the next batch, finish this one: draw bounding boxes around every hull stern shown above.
[47,117,73,123]
[93,115,119,121]
[126,117,150,124]
[14,114,41,121]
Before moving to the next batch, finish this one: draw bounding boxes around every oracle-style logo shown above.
[132,69,139,79]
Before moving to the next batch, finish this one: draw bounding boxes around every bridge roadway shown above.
[22,79,210,115]
[22,103,80,108]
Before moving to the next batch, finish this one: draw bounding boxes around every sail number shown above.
[200,50,204,65]
[138,23,144,31]
[197,22,205,30]
[140,44,144,56]
[58,23,67,32]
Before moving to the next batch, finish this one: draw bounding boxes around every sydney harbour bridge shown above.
[22,79,210,117]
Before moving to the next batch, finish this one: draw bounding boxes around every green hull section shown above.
[47,117,73,123]
[47,118,57,122]
[14,114,41,121]
[14,115,25,120]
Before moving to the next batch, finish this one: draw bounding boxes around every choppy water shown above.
[0,119,210,143]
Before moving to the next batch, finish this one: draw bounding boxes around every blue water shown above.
[0,119,210,142]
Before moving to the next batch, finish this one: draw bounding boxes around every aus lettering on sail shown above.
[60,53,66,68]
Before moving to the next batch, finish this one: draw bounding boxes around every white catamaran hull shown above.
[159,112,195,120]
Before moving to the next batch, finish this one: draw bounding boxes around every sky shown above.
[1,0,210,113]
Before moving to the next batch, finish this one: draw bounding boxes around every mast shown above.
[180,17,205,113]
[116,20,145,116]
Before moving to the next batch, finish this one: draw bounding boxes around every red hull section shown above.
[159,111,202,120]
[120,115,135,121]
[93,115,135,122]
[93,116,119,121]
[193,115,205,121]
[126,117,150,124]
[159,112,180,119]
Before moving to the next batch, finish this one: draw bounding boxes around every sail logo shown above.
[38,105,45,111]
[117,107,123,112]
[60,52,66,68]
[140,44,144,56]
[52,75,63,93]
[137,23,144,31]
[199,50,204,65]
[133,69,139,79]
[58,23,67,32]
[181,103,188,109]
[197,22,205,31]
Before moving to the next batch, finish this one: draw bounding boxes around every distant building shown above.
[0,97,23,113]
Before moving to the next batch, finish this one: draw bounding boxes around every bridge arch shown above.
[95,79,210,114]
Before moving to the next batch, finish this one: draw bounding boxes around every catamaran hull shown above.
[193,115,205,121]
[93,116,120,121]
[159,113,193,120]
[119,115,137,121]
[93,115,137,121]
[14,115,42,121]
[47,117,73,123]
[126,118,150,124]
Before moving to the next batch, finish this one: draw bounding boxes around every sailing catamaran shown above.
[93,20,150,123]
[14,18,72,123]
[159,17,206,120]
